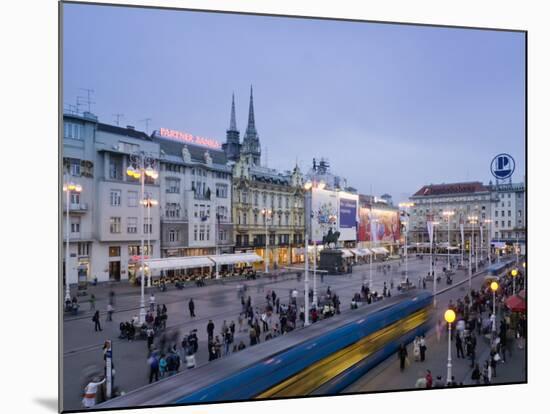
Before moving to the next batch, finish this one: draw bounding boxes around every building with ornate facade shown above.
[223,87,306,268]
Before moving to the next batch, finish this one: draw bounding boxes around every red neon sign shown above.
[159,128,222,150]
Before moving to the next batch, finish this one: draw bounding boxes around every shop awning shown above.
[209,253,263,265]
[295,245,324,255]
[145,256,214,271]
[340,249,353,258]
[351,248,371,256]
[371,247,389,254]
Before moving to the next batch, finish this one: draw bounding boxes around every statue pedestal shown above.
[319,249,346,275]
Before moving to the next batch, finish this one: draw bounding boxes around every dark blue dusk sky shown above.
[63,3,525,201]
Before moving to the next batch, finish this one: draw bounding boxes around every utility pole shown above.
[113,113,124,126]
[139,118,152,135]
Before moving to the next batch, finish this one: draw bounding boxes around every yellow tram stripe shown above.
[256,308,429,398]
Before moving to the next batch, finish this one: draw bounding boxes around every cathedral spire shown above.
[229,92,238,132]
[246,85,257,135]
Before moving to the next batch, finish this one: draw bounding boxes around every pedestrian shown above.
[185,351,196,369]
[425,369,433,388]
[456,333,464,358]
[148,353,159,383]
[92,310,102,332]
[82,376,106,409]
[188,298,195,317]
[398,343,408,372]
[413,337,421,362]
[89,294,96,311]
[433,375,444,388]
[149,293,156,312]
[159,354,167,378]
[109,290,115,306]
[419,336,427,362]
[238,314,244,332]
[207,320,215,341]
[106,303,114,322]
[471,363,481,385]
[436,319,442,342]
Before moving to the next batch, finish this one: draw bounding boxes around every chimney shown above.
[126,125,135,130]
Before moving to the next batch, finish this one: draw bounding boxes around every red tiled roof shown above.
[412,181,488,197]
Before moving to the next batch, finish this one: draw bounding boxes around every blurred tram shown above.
[97,291,433,408]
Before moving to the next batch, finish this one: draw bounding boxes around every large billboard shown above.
[310,189,358,242]
[358,207,400,243]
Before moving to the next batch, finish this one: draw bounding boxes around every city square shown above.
[61,3,526,411]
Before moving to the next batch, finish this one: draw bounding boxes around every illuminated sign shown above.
[491,153,515,180]
[158,128,222,150]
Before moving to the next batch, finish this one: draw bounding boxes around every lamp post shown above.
[127,153,158,324]
[490,281,499,334]
[511,268,518,295]
[467,216,478,293]
[442,211,455,270]
[141,196,158,287]
[432,221,439,306]
[370,217,379,290]
[399,202,414,284]
[484,219,492,262]
[444,309,456,385]
[261,208,272,274]
[63,179,82,302]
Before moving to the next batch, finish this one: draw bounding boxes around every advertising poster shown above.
[311,188,338,243]
[358,208,400,243]
[338,193,358,241]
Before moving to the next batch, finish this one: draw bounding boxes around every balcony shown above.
[64,203,88,214]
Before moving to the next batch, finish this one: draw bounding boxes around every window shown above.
[254,192,259,206]
[242,190,248,203]
[285,196,289,209]
[70,159,81,176]
[118,141,139,153]
[285,214,289,226]
[110,190,121,206]
[144,217,152,234]
[110,217,121,233]
[263,192,267,205]
[109,246,121,257]
[165,203,180,218]
[495,211,498,217]
[70,192,80,205]
[278,195,282,208]
[495,221,499,228]
[64,122,83,140]
[109,155,123,180]
[518,210,522,217]
[168,230,180,242]
[216,184,228,198]
[78,242,89,256]
[206,227,210,241]
[194,225,198,241]
[508,220,512,227]
[508,193,511,198]
[128,191,138,207]
[165,178,180,194]
[127,217,137,233]
[501,220,505,227]
[254,213,258,225]
[70,217,80,233]
[494,231,499,239]
[508,210,511,217]
[219,230,227,242]
[199,225,205,241]
[243,212,247,225]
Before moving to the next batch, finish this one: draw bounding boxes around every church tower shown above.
[222,93,241,162]
[240,86,261,166]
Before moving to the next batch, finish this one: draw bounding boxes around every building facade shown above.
[408,181,494,253]
[154,132,233,261]
[63,112,161,284]
[488,181,525,251]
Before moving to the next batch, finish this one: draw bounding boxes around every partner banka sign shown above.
[157,128,222,150]
[490,153,515,180]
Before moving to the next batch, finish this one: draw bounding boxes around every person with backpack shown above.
[92,310,102,332]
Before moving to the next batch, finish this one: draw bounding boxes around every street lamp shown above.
[370,217,379,291]
[261,208,273,274]
[511,268,519,295]
[127,153,158,324]
[444,308,456,385]
[399,202,414,285]
[467,215,478,293]
[442,211,455,270]
[63,179,82,302]
[141,196,158,287]
[484,219,492,262]
[432,221,440,306]
[490,281,499,334]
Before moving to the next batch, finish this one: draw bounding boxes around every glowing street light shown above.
[399,202,414,285]
[141,197,158,287]
[444,309,456,385]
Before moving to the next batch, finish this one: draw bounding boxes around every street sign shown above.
[490,153,515,180]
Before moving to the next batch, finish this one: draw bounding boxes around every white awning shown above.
[351,248,371,257]
[209,253,263,265]
[145,256,214,271]
[371,247,389,254]
[294,245,324,255]
[341,249,353,258]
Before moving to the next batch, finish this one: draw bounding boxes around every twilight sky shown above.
[62,3,525,202]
